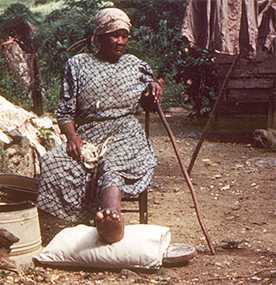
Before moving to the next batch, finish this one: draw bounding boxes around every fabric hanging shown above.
[181,0,275,56]
[258,0,276,53]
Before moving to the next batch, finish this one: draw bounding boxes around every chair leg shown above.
[139,190,148,224]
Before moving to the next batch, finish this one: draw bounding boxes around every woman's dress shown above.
[37,53,157,222]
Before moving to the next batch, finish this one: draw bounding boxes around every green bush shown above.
[45,77,60,112]
[127,1,218,114]
[37,127,54,150]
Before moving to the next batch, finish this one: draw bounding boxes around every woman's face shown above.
[98,29,129,62]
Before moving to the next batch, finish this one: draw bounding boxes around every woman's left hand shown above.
[145,80,163,103]
[140,79,164,112]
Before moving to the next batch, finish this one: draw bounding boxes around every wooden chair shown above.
[0,111,151,224]
[88,110,151,224]
[121,111,150,224]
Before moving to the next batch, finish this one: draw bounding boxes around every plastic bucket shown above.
[0,202,42,257]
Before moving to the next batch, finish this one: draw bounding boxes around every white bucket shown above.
[0,203,42,267]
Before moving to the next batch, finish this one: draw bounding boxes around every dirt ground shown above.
[1,111,276,285]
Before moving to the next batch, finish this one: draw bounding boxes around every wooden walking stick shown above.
[156,103,216,255]
[188,54,241,174]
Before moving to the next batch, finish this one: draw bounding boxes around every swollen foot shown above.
[95,209,124,243]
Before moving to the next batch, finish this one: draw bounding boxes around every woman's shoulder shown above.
[66,53,95,67]
[121,53,143,64]
[120,54,153,77]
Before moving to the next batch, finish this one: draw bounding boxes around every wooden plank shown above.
[217,64,275,78]
[226,78,274,89]
[216,53,276,77]
[217,102,268,115]
[216,51,274,65]
[225,89,271,103]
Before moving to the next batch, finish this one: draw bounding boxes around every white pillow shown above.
[33,224,171,270]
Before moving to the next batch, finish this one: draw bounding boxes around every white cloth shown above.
[94,8,131,35]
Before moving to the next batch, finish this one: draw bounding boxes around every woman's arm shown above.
[138,61,164,112]
[61,121,83,161]
[56,58,83,161]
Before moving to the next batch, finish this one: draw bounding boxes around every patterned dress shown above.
[37,53,157,222]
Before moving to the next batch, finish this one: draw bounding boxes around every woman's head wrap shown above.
[94,8,132,35]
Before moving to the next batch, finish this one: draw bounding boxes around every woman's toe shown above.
[96,211,104,221]
[111,211,120,221]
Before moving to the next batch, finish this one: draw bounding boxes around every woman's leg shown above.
[95,186,124,243]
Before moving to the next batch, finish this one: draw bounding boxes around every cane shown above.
[155,103,216,255]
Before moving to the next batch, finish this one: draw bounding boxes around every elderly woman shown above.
[37,8,162,243]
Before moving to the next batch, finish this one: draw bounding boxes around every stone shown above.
[31,117,53,129]
[0,130,12,144]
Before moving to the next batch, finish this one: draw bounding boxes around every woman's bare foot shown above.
[95,209,124,243]
[95,186,124,243]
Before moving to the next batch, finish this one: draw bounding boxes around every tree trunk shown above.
[30,53,43,116]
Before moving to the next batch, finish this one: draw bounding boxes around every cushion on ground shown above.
[33,224,171,270]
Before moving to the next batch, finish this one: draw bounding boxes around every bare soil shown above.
[1,112,276,285]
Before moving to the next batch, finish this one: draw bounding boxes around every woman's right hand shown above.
[61,122,83,161]
[66,134,83,161]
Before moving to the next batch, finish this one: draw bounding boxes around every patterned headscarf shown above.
[94,8,132,36]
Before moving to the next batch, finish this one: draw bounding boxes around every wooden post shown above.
[188,54,240,174]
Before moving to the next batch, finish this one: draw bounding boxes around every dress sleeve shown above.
[55,58,79,127]
[139,61,155,84]
[138,61,158,112]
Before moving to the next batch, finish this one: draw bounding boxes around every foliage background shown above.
[0,0,217,115]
